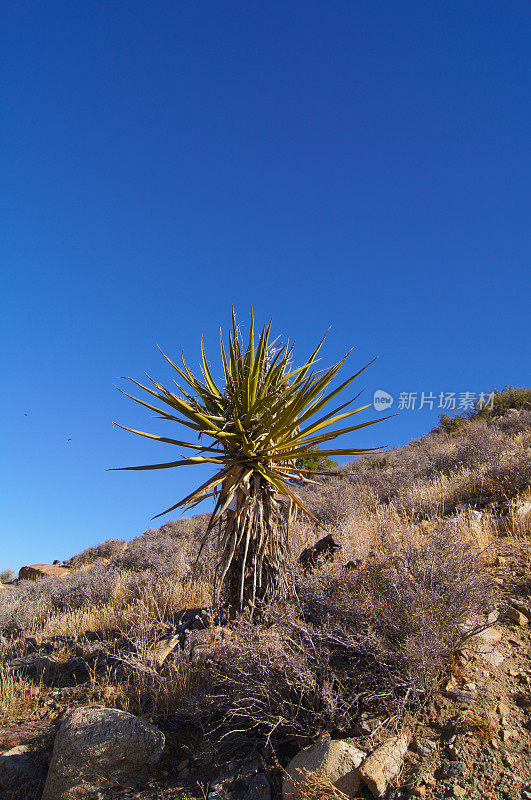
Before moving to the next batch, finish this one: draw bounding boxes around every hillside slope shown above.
[0,390,529,800]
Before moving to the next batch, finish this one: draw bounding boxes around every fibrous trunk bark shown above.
[216,473,292,612]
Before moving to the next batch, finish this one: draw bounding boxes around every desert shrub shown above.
[298,476,365,525]
[0,570,103,633]
[0,578,50,633]
[64,515,212,574]
[293,448,339,484]
[0,564,168,634]
[43,563,136,610]
[301,406,531,526]
[494,408,531,436]
[439,386,531,432]
[65,538,127,568]
[0,569,14,583]
[112,534,189,575]
[430,421,506,473]
[110,516,216,577]
[483,447,531,501]
[179,526,494,752]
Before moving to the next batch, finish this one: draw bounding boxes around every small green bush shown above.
[438,386,531,433]
[293,448,339,483]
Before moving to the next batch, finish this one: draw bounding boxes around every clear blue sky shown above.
[1,1,529,571]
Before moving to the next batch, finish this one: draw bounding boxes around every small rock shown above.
[283,734,366,800]
[515,693,531,708]
[414,737,437,756]
[452,786,466,798]
[65,657,91,682]
[480,647,504,668]
[24,635,44,651]
[510,601,531,623]
[497,702,511,717]
[477,627,503,644]
[239,757,263,780]
[455,651,469,668]
[439,761,464,779]
[0,721,56,751]
[358,734,409,797]
[454,691,476,704]
[75,641,109,660]
[507,608,528,626]
[495,556,506,567]
[501,729,518,743]
[413,738,437,758]
[444,678,459,696]
[513,499,531,521]
[8,654,59,678]
[356,719,372,736]
[149,634,181,667]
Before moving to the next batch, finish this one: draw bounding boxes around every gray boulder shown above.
[42,706,165,800]
[283,733,366,800]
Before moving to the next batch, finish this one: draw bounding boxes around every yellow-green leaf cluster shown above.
[113,310,387,525]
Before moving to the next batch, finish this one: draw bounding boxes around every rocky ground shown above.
[405,537,531,800]
[0,536,529,800]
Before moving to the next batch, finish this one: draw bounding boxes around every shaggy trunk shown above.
[216,473,293,611]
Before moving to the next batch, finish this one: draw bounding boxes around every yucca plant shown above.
[113,311,386,611]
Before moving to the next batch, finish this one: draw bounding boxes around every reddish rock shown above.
[0,721,57,752]
[18,564,70,581]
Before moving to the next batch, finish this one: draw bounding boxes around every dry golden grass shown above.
[0,574,214,721]
[38,603,125,639]
[282,770,351,800]
[32,574,212,639]
[461,709,496,743]
[503,489,531,537]
[0,662,45,722]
